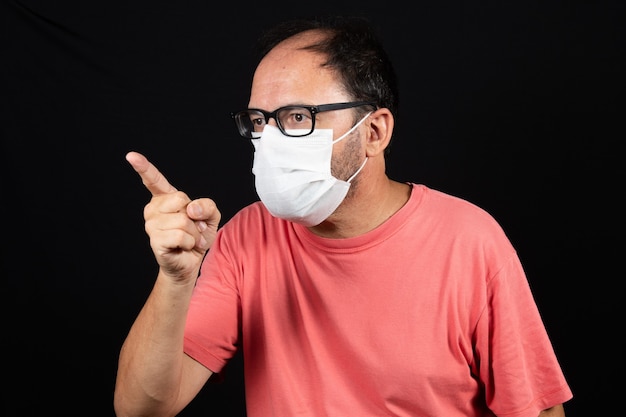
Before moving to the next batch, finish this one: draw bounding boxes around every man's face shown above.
[248,33,368,185]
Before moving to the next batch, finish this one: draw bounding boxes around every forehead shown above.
[249,32,347,109]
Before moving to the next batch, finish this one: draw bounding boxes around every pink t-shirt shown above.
[184,184,572,417]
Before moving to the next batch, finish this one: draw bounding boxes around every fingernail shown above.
[189,204,202,217]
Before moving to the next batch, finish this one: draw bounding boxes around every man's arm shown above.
[539,404,566,417]
[114,152,220,417]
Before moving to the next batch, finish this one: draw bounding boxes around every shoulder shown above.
[219,201,269,233]
[411,184,515,253]
[218,201,290,240]
[413,184,502,228]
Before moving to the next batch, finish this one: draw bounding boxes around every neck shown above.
[309,174,411,239]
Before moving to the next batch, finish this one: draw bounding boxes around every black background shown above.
[3,1,624,416]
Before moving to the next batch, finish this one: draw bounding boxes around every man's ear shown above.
[365,108,394,157]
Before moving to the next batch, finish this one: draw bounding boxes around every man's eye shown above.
[252,118,265,126]
[285,111,308,123]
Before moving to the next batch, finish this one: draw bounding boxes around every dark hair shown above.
[256,16,399,122]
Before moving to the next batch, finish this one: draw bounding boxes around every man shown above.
[114,16,572,417]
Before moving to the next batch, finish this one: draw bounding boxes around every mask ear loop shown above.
[332,112,373,144]
[336,111,373,183]
[347,157,368,183]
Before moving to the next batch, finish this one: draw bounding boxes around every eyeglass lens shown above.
[237,106,314,138]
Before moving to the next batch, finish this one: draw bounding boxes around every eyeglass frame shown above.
[230,101,377,138]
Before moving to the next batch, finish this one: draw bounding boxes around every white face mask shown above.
[251,113,371,227]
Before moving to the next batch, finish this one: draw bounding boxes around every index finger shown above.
[125,151,178,195]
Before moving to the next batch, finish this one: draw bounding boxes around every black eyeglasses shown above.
[230,101,377,139]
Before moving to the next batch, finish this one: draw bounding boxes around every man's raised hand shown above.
[125,151,221,280]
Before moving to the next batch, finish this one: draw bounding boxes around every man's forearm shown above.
[114,272,196,416]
